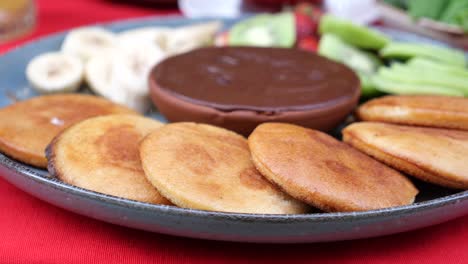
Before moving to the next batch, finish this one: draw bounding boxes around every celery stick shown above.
[318,34,381,74]
[318,34,382,97]
[358,72,382,97]
[385,64,468,94]
[319,15,390,50]
[407,58,468,78]
[380,42,466,67]
[372,75,464,96]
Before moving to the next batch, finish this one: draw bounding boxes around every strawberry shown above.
[295,12,316,41]
[297,36,318,52]
[294,2,323,40]
[296,2,312,15]
[295,2,322,18]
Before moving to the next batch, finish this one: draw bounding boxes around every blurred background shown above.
[0,0,467,50]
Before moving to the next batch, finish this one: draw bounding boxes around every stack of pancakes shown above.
[0,94,467,214]
[344,95,468,190]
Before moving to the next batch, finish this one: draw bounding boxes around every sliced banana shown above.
[112,41,166,95]
[62,27,117,62]
[85,41,166,113]
[166,21,222,55]
[67,21,223,111]
[26,52,84,94]
[85,53,112,96]
[118,27,169,51]
[109,85,153,113]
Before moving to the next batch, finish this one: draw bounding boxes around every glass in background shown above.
[0,0,36,43]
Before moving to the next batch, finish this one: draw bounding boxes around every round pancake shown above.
[343,122,468,189]
[357,95,468,130]
[46,114,171,204]
[0,94,137,168]
[248,123,418,212]
[139,122,308,214]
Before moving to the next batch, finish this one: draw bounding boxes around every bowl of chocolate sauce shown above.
[149,47,360,135]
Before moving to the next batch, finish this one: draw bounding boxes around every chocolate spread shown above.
[152,47,359,113]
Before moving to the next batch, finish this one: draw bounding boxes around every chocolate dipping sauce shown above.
[149,47,360,135]
[153,47,359,113]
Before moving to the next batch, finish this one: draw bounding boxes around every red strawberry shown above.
[295,2,323,18]
[297,36,318,52]
[295,12,316,41]
[294,2,323,40]
[295,2,314,16]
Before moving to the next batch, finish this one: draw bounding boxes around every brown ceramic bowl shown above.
[149,47,360,135]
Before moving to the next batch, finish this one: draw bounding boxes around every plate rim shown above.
[2,151,467,222]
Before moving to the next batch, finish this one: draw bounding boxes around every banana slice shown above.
[86,54,147,112]
[85,52,112,95]
[112,41,166,94]
[62,27,117,62]
[166,21,222,55]
[26,52,84,94]
[86,42,166,113]
[118,27,169,51]
[84,22,222,111]
[86,64,147,112]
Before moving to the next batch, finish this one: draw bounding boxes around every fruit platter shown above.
[0,4,467,243]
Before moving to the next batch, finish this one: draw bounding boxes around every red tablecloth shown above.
[1,1,467,263]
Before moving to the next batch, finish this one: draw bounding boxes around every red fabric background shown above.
[0,0,467,263]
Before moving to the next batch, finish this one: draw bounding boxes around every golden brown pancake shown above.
[0,94,137,168]
[357,95,468,130]
[46,114,171,205]
[139,122,308,214]
[248,123,418,212]
[343,122,468,189]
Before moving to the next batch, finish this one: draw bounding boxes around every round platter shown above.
[0,16,467,243]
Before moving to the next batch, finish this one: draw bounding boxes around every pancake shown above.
[357,95,468,130]
[343,122,468,189]
[46,114,171,204]
[0,94,137,168]
[139,122,308,214]
[248,123,418,212]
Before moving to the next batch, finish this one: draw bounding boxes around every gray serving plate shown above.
[0,16,467,243]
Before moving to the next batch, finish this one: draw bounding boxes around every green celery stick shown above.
[358,72,382,97]
[318,34,382,97]
[387,64,468,94]
[318,34,381,74]
[319,15,390,50]
[391,63,468,81]
[372,75,464,96]
[380,42,466,67]
[407,58,468,78]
